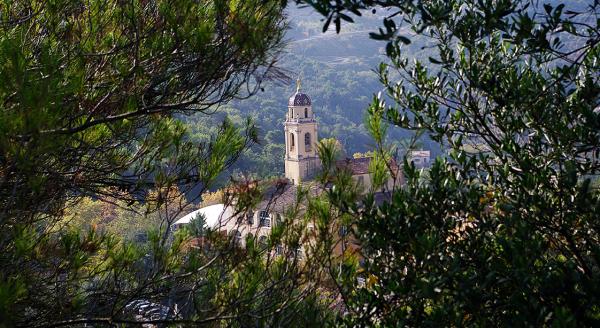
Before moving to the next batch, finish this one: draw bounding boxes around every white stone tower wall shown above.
[284,83,321,185]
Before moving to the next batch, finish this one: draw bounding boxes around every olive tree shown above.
[303,0,600,326]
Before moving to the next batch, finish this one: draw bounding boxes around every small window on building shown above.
[258,236,268,249]
[304,133,312,152]
[276,244,284,255]
[357,175,365,186]
[246,211,254,225]
[259,210,271,227]
[296,247,304,259]
[304,108,308,118]
[230,230,242,245]
[135,232,148,243]
[290,133,295,151]
[339,226,348,237]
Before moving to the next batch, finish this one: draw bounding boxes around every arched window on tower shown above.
[305,133,311,152]
[304,108,308,118]
[290,133,295,151]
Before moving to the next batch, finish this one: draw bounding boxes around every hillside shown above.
[181,0,592,186]
[181,5,437,185]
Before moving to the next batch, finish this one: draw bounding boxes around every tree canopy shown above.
[2,0,600,326]
[0,1,320,326]
[301,0,600,326]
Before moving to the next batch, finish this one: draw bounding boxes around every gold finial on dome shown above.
[296,77,301,92]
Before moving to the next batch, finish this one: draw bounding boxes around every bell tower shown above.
[284,79,320,185]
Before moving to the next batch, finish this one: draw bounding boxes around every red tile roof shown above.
[336,157,399,175]
[336,157,372,175]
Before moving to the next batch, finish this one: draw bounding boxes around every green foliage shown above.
[0,0,339,326]
[0,0,285,218]
[188,213,208,238]
[179,3,444,185]
[303,0,600,326]
[367,151,389,191]
[179,8,434,185]
[318,137,345,175]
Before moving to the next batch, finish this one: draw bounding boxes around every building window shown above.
[275,244,283,255]
[290,133,295,151]
[246,211,254,225]
[258,236,268,249]
[295,247,304,259]
[230,230,242,245]
[357,175,365,186]
[296,246,304,260]
[304,108,308,118]
[304,133,311,152]
[339,226,348,237]
[259,210,271,227]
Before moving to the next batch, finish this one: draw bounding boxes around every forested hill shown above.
[181,1,590,186]
[180,5,427,185]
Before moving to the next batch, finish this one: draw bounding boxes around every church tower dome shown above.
[284,78,320,185]
[288,91,311,107]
